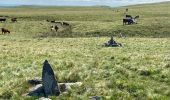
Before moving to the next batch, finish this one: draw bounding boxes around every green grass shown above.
[0,2,170,37]
[0,2,170,99]
[0,37,169,99]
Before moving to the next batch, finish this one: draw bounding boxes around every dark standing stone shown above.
[108,36,116,45]
[42,60,60,97]
[104,36,122,47]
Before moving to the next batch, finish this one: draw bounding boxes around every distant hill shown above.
[0,1,170,8]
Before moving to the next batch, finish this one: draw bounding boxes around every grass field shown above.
[0,2,170,37]
[0,2,170,100]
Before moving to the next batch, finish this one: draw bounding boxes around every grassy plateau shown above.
[0,2,170,100]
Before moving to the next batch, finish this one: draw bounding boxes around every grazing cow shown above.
[0,18,6,22]
[1,28,10,34]
[50,20,56,23]
[11,18,17,22]
[51,25,59,32]
[126,8,128,12]
[51,21,63,25]
[123,18,134,25]
[63,22,70,26]
[55,22,62,25]
[125,15,133,19]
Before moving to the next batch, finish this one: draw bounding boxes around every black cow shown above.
[125,15,133,19]
[50,20,56,23]
[126,8,128,12]
[0,18,6,22]
[55,22,62,25]
[50,21,63,26]
[63,22,70,26]
[11,18,17,22]
[123,18,134,25]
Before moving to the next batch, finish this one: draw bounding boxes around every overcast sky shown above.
[0,0,170,7]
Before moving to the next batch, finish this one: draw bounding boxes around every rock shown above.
[27,84,45,96]
[25,60,83,97]
[42,60,60,97]
[89,96,102,100]
[38,97,52,100]
[59,84,68,92]
[104,36,122,47]
[25,82,82,96]
[59,82,83,92]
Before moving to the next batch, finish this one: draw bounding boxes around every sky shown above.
[0,0,170,7]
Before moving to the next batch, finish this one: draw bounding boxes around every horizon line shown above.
[0,1,169,8]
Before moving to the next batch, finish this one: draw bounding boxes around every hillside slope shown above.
[0,2,170,37]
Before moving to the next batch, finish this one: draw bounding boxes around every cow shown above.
[1,28,10,34]
[123,18,134,25]
[51,21,63,25]
[126,8,128,12]
[46,19,50,22]
[63,22,70,26]
[51,25,59,32]
[125,15,133,19]
[0,18,6,22]
[50,20,56,23]
[55,22,62,25]
[11,18,17,22]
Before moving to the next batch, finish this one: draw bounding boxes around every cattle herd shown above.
[0,8,139,35]
[47,20,71,32]
[0,16,18,34]
[123,15,139,25]
[0,16,71,34]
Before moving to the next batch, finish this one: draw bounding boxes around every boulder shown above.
[27,84,45,97]
[89,96,102,100]
[42,60,60,97]
[26,82,83,96]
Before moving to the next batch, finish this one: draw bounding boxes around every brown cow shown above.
[1,28,10,34]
